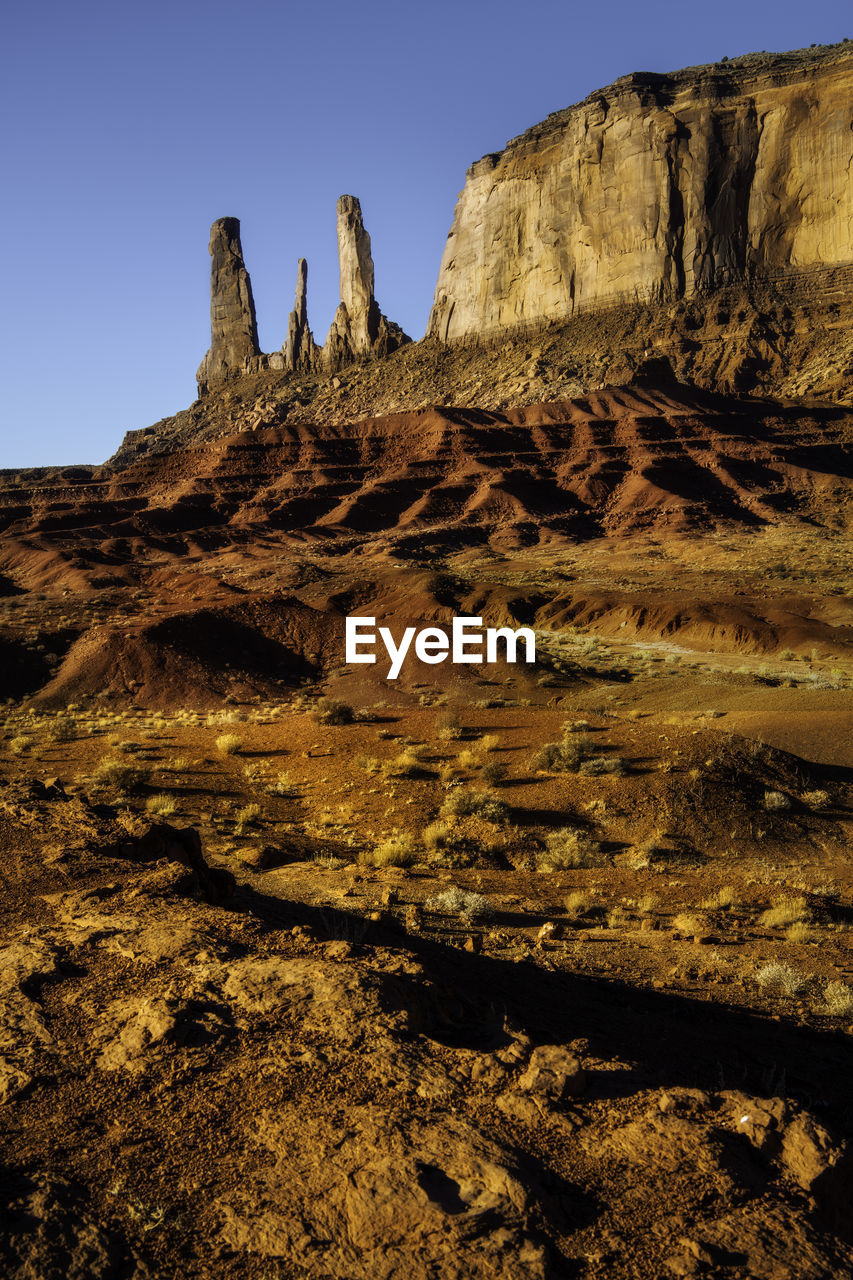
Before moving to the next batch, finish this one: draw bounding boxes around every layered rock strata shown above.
[196,218,261,393]
[429,44,853,343]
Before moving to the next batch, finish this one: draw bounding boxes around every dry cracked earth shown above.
[1,368,852,1278]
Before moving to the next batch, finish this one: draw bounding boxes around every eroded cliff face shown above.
[429,45,853,342]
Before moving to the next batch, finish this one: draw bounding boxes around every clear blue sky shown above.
[1,0,849,466]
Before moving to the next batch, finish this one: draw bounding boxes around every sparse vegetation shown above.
[384,746,430,778]
[425,887,494,919]
[90,757,151,797]
[216,734,243,756]
[822,980,853,1016]
[672,912,708,938]
[759,897,809,929]
[537,827,603,871]
[756,961,808,997]
[531,738,591,772]
[359,833,418,868]
[702,886,737,911]
[480,760,508,786]
[235,802,261,829]
[422,821,450,851]
[441,788,509,823]
[313,697,356,726]
[563,891,590,918]
[437,711,465,741]
[146,793,177,816]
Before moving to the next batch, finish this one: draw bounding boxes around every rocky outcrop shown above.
[429,43,853,343]
[284,259,316,373]
[197,218,262,393]
[324,195,409,371]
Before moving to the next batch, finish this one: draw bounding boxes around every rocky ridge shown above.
[197,197,409,394]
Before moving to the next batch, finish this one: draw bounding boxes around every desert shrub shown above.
[759,897,809,929]
[422,821,450,851]
[90,757,150,797]
[9,735,33,756]
[823,980,853,1016]
[801,790,830,810]
[425,887,494,919]
[638,893,660,915]
[216,734,243,756]
[480,760,508,786]
[441,788,509,823]
[437,711,465,741]
[359,833,418,868]
[764,790,792,812]
[672,912,709,937]
[439,761,464,784]
[146,793,177,816]
[47,716,76,742]
[356,754,382,774]
[480,734,500,752]
[606,906,632,930]
[235,802,261,828]
[531,739,590,772]
[756,961,808,997]
[313,697,355,726]
[702,886,737,911]
[562,720,591,734]
[383,747,430,779]
[578,755,628,777]
[536,827,602,871]
[786,922,815,944]
[457,748,481,770]
[563,891,590,918]
[266,772,296,795]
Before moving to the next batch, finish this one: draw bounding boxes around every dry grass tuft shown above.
[90,758,151,797]
[823,980,853,1016]
[563,891,590,918]
[441,789,509,823]
[759,897,809,929]
[146,793,177,816]
[537,827,602,872]
[359,832,418,868]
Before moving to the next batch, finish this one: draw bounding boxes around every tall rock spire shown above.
[324,195,409,371]
[284,258,315,372]
[196,217,261,394]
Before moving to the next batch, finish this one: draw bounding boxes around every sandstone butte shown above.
[428,43,853,343]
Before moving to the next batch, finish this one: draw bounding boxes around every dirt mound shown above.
[31,600,330,708]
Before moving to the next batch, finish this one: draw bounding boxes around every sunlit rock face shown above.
[429,45,853,343]
[197,217,261,393]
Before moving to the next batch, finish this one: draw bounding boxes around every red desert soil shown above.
[0,378,852,1277]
